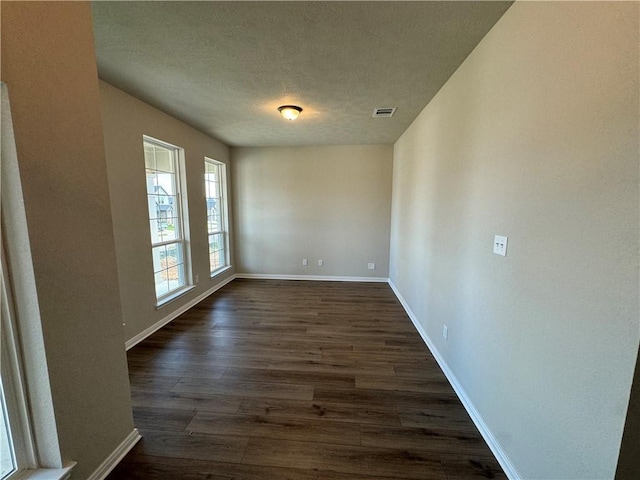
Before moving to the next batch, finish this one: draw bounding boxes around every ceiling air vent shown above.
[372,107,396,118]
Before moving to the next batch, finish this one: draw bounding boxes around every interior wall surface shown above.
[616,348,640,479]
[232,145,393,278]
[0,3,135,478]
[389,2,639,478]
[99,81,234,344]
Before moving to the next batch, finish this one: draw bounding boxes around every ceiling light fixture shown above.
[278,105,302,121]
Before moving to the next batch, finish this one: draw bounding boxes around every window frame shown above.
[1,250,36,480]
[143,136,193,305]
[204,158,230,277]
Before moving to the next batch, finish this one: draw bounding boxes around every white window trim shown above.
[2,250,35,479]
[155,285,196,309]
[143,136,193,304]
[204,158,230,277]
[0,277,75,480]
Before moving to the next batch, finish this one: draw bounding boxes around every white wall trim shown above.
[19,462,76,480]
[387,279,522,480]
[235,273,389,283]
[86,428,141,480]
[125,274,236,350]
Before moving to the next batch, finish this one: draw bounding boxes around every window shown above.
[144,137,191,301]
[1,239,73,480]
[204,159,229,275]
[1,259,30,480]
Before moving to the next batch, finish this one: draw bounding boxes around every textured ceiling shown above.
[91,1,512,147]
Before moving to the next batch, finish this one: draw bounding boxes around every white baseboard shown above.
[125,274,236,350]
[87,428,141,480]
[235,273,389,283]
[387,279,521,480]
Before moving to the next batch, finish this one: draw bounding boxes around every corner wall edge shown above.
[387,279,522,480]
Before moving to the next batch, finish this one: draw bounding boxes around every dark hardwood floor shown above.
[107,279,506,480]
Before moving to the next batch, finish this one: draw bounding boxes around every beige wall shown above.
[232,146,392,278]
[99,81,234,343]
[1,3,134,478]
[389,2,639,479]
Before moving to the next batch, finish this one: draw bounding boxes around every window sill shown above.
[156,285,196,310]
[210,265,232,279]
[14,462,76,480]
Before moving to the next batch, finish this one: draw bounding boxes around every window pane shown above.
[153,241,185,299]
[208,214,222,234]
[147,194,160,221]
[205,162,218,178]
[157,221,177,243]
[151,245,166,273]
[144,143,179,246]
[206,181,220,200]
[209,250,221,272]
[154,271,169,298]
[165,265,185,291]
[144,144,156,171]
[205,159,227,276]
[149,220,160,244]
[208,233,225,274]
[165,242,184,268]
[165,213,179,233]
[145,138,191,300]
[154,148,174,174]
[175,263,186,288]
[156,172,175,195]
[213,233,223,251]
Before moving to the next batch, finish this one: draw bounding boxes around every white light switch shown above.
[318,259,323,266]
[302,259,308,266]
[493,235,508,256]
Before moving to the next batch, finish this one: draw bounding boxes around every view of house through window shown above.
[144,138,190,300]
[204,159,228,275]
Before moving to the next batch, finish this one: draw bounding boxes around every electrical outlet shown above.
[442,325,448,340]
[302,258,308,266]
[368,262,375,270]
[318,259,323,266]
[195,274,199,283]
[493,235,508,257]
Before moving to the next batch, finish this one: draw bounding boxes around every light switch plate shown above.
[493,235,508,256]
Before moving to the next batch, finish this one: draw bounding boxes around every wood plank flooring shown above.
[107,279,506,480]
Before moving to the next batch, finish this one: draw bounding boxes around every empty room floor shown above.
[107,279,506,479]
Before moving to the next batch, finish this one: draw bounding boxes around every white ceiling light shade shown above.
[278,105,302,121]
